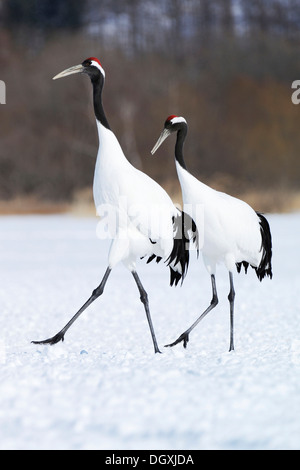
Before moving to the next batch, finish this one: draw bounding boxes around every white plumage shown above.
[177,164,262,272]
[152,115,273,351]
[93,122,177,271]
[32,61,196,353]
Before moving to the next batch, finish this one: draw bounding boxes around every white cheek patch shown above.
[170,116,187,125]
[91,60,105,77]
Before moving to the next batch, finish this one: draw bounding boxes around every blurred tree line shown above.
[1,0,300,209]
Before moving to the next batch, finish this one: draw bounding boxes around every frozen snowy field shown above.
[0,212,300,450]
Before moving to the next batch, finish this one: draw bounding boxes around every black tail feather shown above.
[146,254,162,264]
[236,212,272,281]
[255,212,273,281]
[143,212,198,286]
[167,211,199,286]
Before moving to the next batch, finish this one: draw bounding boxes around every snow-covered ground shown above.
[0,212,299,450]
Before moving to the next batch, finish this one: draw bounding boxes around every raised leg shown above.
[228,271,235,352]
[132,271,161,354]
[32,267,111,345]
[165,274,218,348]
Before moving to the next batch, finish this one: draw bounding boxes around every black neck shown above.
[175,125,187,170]
[91,74,110,130]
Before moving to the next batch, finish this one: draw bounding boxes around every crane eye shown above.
[82,59,91,67]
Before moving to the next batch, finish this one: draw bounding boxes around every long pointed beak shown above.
[151,129,171,155]
[53,64,84,80]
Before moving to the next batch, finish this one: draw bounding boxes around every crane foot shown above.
[31,332,65,346]
[165,332,189,349]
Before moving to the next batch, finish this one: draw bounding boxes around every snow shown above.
[0,212,300,450]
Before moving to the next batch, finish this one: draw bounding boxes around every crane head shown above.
[53,57,105,81]
[151,115,187,155]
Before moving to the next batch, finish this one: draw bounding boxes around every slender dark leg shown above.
[228,271,235,352]
[32,267,111,345]
[132,271,161,354]
[165,274,218,348]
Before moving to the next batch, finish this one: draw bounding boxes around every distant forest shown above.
[1,0,300,209]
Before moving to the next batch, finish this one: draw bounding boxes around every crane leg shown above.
[32,267,111,345]
[132,271,161,354]
[165,274,218,349]
[228,271,235,352]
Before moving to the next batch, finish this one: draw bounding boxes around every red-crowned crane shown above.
[151,115,272,352]
[32,62,197,354]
